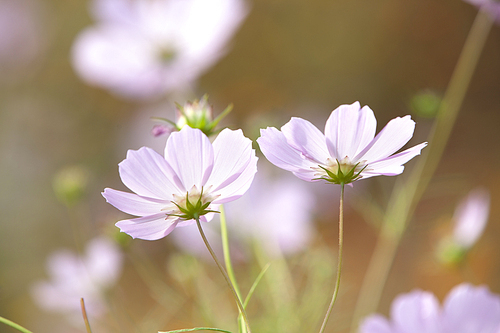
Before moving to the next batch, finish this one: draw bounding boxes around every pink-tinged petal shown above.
[102,188,167,216]
[84,237,123,288]
[212,154,258,203]
[116,213,179,240]
[363,142,427,177]
[452,188,490,248]
[355,115,416,163]
[281,117,330,163]
[325,102,377,160]
[119,147,181,199]
[358,314,393,333]
[207,128,254,191]
[257,127,318,179]
[442,284,500,333]
[165,126,214,190]
[391,290,441,333]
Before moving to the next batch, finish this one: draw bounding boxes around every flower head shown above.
[71,0,248,99]
[103,126,258,240]
[257,102,427,185]
[31,237,123,321]
[437,188,490,264]
[359,283,500,333]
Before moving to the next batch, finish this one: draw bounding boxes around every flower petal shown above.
[281,117,330,163]
[358,315,393,333]
[102,188,167,216]
[452,188,490,248]
[324,102,377,160]
[355,115,416,163]
[212,154,258,204]
[119,146,181,199]
[207,128,254,192]
[362,142,427,177]
[116,213,179,240]
[442,284,500,333]
[164,126,214,190]
[391,290,441,333]
[257,127,318,181]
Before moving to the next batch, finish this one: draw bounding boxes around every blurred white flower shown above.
[172,164,316,258]
[452,188,490,249]
[72,0,248,99]
[0,0,47,83]
[31,237,123,321]
[436,188,490,265]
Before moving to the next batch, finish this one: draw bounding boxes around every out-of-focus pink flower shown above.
[151,124,173,137]
[0,0,46,83]
[257,102,427,185]
[452,188,490,249]
[463,0,500,22]
[103,126,257,240]
[359,283,500,333]
[31,237,123,320]
[72,0,248,99]
[172,166,316,258]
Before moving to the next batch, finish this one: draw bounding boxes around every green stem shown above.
[0,316,33,333]
[219,206,245,333]
[195,217,251,333]
[318,183,345,333]
[160,327,233,333]
[350,8,494,331]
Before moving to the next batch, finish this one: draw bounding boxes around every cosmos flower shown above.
[257,102,427,185]
[359,283,500,333]
[31,237,123,320]
[71,0,248,99]
[103,126,258,240]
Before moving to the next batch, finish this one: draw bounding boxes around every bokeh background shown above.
[1,0,499,332]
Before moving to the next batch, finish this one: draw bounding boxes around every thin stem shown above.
[318,183,345,333]
[159,327,233,333]
[350,9,494,331]
[81,298,93,333]
[0,316,33,333]
[219,205,245,333]
[195,217,251,333]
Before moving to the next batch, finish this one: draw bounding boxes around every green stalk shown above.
[81,298,93,333]
[350,8,494,331]
[196,217,251,333]
[0,316,33,333]
[318,183,345,333]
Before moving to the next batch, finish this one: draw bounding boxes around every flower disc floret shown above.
[257,102,427,184]
[103,126,257,240]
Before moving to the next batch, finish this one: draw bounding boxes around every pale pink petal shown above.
[355,115,416,163]
[207,128,254,191]
[452,188,490,248]
[102,188,167,216]
[442,284,500,333]
[362,142,427,177]
[212,154,258,203]
[257,127,318,181]
[359,315,394,333]
[116,213,179,240]
[84,237,123,287]
[324,102,377,160]
[164,126,214,190]
[119,147,181,199]
[281,117,330,163]
[391,290,441,333]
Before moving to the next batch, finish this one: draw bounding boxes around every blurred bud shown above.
[410,90,441,118]
[52,165,90,207]
[152,95,233,137]
[436,188,490,266]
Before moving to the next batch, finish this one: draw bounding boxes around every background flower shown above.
[359,283,500,333]
[31,237,123,322]
[71,0,248,99]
